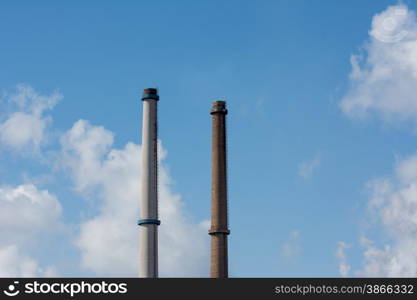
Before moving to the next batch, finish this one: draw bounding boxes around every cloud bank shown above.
[0,85,208,277]
[340,4,417,276]
[61,120,208,277]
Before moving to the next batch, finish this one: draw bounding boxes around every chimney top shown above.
[210,100,227,115]
[142,88,159,101]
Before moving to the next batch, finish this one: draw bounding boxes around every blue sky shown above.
[1,0,417,277]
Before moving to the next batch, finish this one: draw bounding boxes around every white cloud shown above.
[340,4,417,124]
[336,242,350,277]
[0,245,57,277]
[0,184,62,277]
[61,120,209,277]
[280,230,301,262]
[0,184,62,235]
[298,155,320,179]
[339,4,417,277]
[0,84,61,151]
[59,119,114,193]
[0,85,64,276]
[355,153,417,277]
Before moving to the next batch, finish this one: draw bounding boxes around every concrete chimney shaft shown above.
[138,88,160,278]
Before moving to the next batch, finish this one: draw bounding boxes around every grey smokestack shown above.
[138,88,160,278]
[209,100,230,278]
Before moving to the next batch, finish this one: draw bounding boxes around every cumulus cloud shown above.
[340,4,417,124]
[0,184,62,277]
[298,155,320,179]
[60,120,208,277]
[0,84,62,151]
[356,155,417,277]
[0,184,62,235]
[336,242,350,277]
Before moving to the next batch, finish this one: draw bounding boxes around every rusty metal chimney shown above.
[209,100,230,278]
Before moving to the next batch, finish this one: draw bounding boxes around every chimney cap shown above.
[210,100,227,115]
[142,88,159,101]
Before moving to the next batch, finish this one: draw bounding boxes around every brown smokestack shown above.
[209,100,230,278]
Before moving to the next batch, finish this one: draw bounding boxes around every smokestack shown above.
[138,88,160,278]
[209,100,230,278]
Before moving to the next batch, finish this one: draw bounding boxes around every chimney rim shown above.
[142,88,159,101]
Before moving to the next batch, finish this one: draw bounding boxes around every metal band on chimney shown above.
[208,228,230,235]
[138,219,161,226]
[142,94,159,100]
